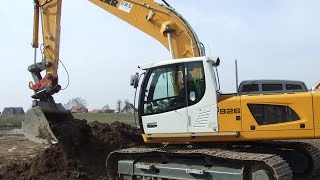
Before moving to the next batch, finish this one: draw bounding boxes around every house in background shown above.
[89,109,115,113]
[90,109,101,113]
[121,103,137,113]
[103,109,115,113]
[70,105,88,113]
[2,107,25,115]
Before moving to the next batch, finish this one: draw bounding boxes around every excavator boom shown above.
[89,0,205,58]
[24,0,205,144]
[28,0,205,100]
[28,0,62,100]
[24,0,66,144]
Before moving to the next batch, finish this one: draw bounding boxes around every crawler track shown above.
[247,141,320,178]
[106,146,293,180]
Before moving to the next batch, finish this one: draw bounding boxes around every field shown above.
[0,113,142,179]
[0,113,137,128]
[0,112,138,169]
[0,135,48,169]
[72,112,137,126]
[1,113,320,179]
[0,115,24,127]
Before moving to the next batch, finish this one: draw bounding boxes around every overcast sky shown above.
[0,0,319,111]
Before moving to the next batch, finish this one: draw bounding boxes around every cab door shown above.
[140,64,189,134]
[186,61,219,133]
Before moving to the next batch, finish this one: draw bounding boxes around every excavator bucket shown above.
[22,102,74,144]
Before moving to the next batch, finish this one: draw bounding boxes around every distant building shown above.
[70,106,88,113]
[121,103,137,113]
[90,109,101,114]
[89,109,115,113]
[104,109,115,113]
[2,107,25,115]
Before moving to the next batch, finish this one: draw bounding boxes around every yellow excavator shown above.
[23,0,320,179]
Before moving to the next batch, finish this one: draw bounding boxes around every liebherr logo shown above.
[100,0,118,7]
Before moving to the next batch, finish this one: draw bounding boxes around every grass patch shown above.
[0,115,24,127]
[0,113,138,128]
[72,113,138,126]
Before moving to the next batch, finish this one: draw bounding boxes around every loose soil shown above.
[2,119,320,180]
[0,119,143,180]
[0,135,48,169]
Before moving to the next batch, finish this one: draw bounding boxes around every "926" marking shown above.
[218,108,240,114]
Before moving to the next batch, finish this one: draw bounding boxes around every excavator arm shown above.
[28,0,62,100]
[29,0,205,100]
[25,0,205,144]
[89,0,205,58]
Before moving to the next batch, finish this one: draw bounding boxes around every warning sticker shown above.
[119,1,133,13]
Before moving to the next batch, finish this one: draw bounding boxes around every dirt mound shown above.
[0,119,143,180]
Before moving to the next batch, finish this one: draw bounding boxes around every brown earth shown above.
[2,119,320,180]
[0,120,143,180]
[0,135,49,169]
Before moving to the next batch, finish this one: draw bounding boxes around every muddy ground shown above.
[1,119,320,180]
[0,135,48,169]
[0,120,143,180]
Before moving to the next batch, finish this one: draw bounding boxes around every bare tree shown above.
[64,97,88,110]
[124,99,130,106]
[116,99,122,112]
[102,104,110,110]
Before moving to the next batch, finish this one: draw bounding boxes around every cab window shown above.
[143,64,185,115]
[186,62,206,106]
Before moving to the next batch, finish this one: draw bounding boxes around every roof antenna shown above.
[161,0,172,8]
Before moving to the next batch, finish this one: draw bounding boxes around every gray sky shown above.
[0,0,320,111]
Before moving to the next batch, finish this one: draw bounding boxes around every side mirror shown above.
[130,73,139,88]
[207,56,220,67]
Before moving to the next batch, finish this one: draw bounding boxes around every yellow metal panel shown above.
[217,94,242,132]
[35,0,203,92]
[38,0,62,78]
[240,92,314,131]
[89,0,201,58]
[313,91,320,138]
